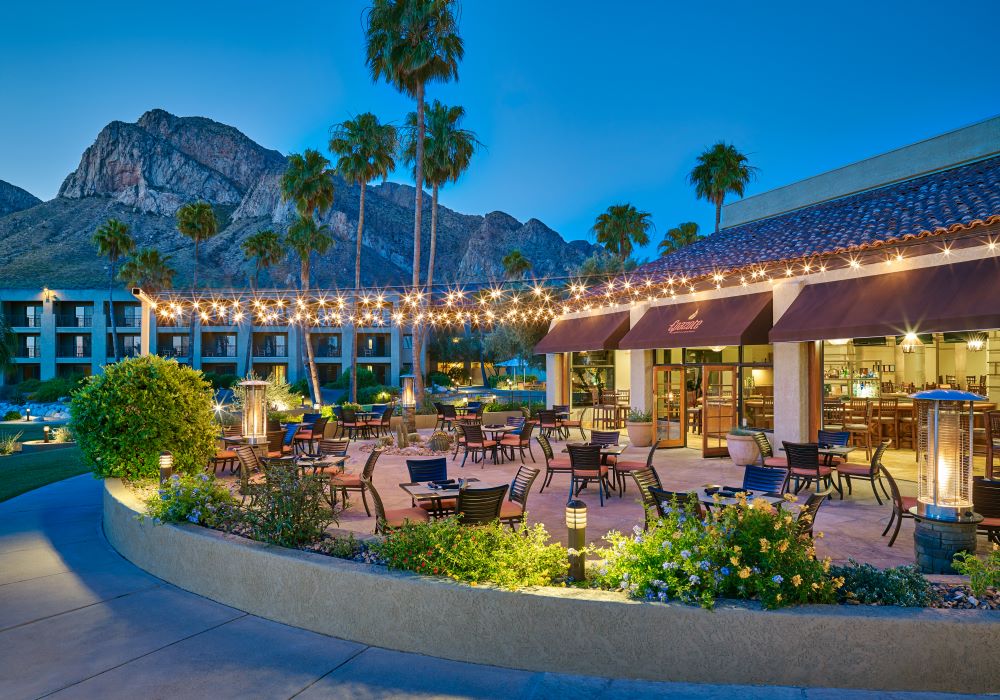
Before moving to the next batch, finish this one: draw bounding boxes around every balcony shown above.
[253,345,287,358]
[109,346,142,359]
[358,343,389,358]
[14,313,43,328]
[57,346,91,359]
[56,314,93,328]
[17,346,41,359]
[113,316,142,328]
[315,343,341,358]
[204,345,238,358]
[158,346,189,358]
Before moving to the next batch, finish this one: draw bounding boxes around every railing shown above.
[203,346,238,358]
[17,347,41,358]
[57,347,91,359]
[158,347,189,358]
[113,316,142,328]
[109,347,142,358]
[56,314,92,328]
[314,345,341,357]
[253,346,287,358]
[14,313,42,328]
[360,345,389,357]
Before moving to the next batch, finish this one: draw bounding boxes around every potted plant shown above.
[727,427,761,468]
[625,408,654,447]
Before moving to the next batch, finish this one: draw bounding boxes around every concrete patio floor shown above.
[0,474,991,699]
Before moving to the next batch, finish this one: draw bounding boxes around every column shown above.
[287,325,303,383]
[92,297,108,375]
[545,353,562,407]
[235,320,250,377]
[191,323,203,370]
[389,323,401,386]
[139,299,155,357]
[628,350,653,414]
[772,280,810,446]
[40,294,56,381]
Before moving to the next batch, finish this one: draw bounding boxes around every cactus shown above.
[428,431,451,452]
[395,424,409,448]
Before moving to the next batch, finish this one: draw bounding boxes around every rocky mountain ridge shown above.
[0,180,40,218]
[1,109,596,289]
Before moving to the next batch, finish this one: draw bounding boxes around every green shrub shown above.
[427,371,452,387]
[627,407,652,422]
[232,371,300,412]
[330,366,377,390]
[953,544,1000,598]
[830,560,934,606]
[52,426,74,443]
[240,462,339,547]
[316,534,364,559]
[2,410,21,421]
[339,402,363,412]
[69,355,218,480]
[29,376,85,402]
[203,372,239,390]
[358,384,399,404]
[374,517,568,589]
[485,374,500,388]
[144,473,238,526]
[0,431,22,455]
[16,378,42,394]
[290,378,310,397]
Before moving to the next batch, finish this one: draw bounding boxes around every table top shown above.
[563,442,628,456]
[778,444,856,456]
[697,486,785,508]
[481,425,515,434]
[400,478,487,500]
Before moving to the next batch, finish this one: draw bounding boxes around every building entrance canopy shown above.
[534,310,631,354]
[618,292,773,350]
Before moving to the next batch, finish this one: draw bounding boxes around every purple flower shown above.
[688,574,701,584]
[772,575,783,584]
[680,549,691,559]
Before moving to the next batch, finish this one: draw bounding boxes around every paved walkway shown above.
[0,475,988,699]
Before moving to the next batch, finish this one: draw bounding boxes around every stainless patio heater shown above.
[400,374,416,434]
[239,379,268,445]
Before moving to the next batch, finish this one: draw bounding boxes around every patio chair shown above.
[648,487,705,518]
[406,457,448,483]
[329,406,344,438]
[262,430,284,459]
[796,488,833,538]
[741,464,788,493]
[499,421,536,463]
[986,412,1000,480]
[973,477,1000,544]
[500,465,540,527]
[340,408,367,440]
[368,405,393,437]
[328,447,384,515]
[554,404,585,440]
[611,443,658,496]
[301,412,321,424]
[318,438,350,457]
[460,424,497,468]
[783,441,839,495]
[456,484,509,525]
[294,416,328,454]
[880,466,914,547]
[452,423,466,460]
[537,410,562,439]
[753,432,786,468]
[537,433,572,493]
[817,429,850,462]
[233,444,263,476]
[506,416,526,434]
[209,447,237,475]
[363,477,429,535]
[836,439,891,504]
[630,466,664,529]
[568,444,612,507]
[439,404,458,432]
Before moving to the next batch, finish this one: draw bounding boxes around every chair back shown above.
[639,443,658,467]
[331,406,343,420]
[509,466,540,508]
[877,398,898,418]
[648,487,702,517]
[282,423,300,445]
[590,430,620,446]
[223,425,242,438]
[537,410,559,428]
[783,442,820,471]
[318,438,350,456]
[301,412,321,424]
[742,464,788,493]
[463,424,486,445]
[972,477,1000,519]
[847,399,870,423]
[631,467,663,512]
[467,401,481,410]
[406,457,448,483]
[797,489,832,537]
[552,404,570,413]
[266,430,284,454]
[341,408,357,424]
[361,477,389,533]
[233,445,261,473]
[752,431,773,459]
[379,404,393,426]
[536,433,555,462]
[370,404,386,415]
[881,466,905,514]
[817,430,849,447]
[310,417,329,438]
[441,404,458,419]
[870,438,891,475]
[267,418,281,432]
[507,416,526,433]
[567,444,602,473]
[361,446,385,480]
[456,484,509,525]
[518,421,535,443]
[987,411,1000,442]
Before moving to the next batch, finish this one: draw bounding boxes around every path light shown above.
[239,379,268,445]
[43,426,50,443]
[159,451,174,484]
[910,389,984,573]
[24,407,30,422]
[400,374,415,433]
[566,499,587,581]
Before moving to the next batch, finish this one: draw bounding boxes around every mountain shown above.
[0,109,597,289]
[0,180,41,218]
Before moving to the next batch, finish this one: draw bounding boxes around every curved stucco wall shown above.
[103,479,1000,693]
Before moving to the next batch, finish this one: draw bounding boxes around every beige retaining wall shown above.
[103,479,1000,693]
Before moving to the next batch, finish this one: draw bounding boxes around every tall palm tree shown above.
[281,150,335,405]
[118,249,176,293]
[329,113,398,403]
[402,100,478,290]
[241,229,284,375]
[501,249,531,280]
[92,218,136,362]
[657,221,702,256]
[689,142,759,233]
[592,204,653,261]
[176,201,218,288]
[365,0,464,406]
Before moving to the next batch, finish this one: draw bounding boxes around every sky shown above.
[2,0,1000,260]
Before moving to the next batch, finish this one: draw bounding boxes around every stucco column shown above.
[628,350,653,413]
[772,280,810,446]
[139,300,154,357]
[92,303,108,374]
[545,354,561,407]
[389,324,400,386]
[40,295,56,381]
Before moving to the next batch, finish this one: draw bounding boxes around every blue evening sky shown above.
[2,1,999,259]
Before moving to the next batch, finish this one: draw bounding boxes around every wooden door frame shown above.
[701,364,739,458]
[652,364,686,448]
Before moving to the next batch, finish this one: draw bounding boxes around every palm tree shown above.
[92,218,136,362]
[657,221,702,256]
[402,100,479,290]
[501,249,531,280]
[329,113,398,403]
[241,229,283,375]
[175,201,218,288]
[118,249,176,293]
[689,142,759,233]
[592,204,653,261]
[281,150,335,405]
[365,0,464,406]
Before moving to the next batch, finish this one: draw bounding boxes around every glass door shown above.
[702,365,739,458]
[653,365,686,448]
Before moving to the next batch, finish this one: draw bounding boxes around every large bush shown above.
[358,384,400,404]
[830,560,933,606]
[240,462,338,547]
[328,366,377,390]
[29,376,86,402]
[69,355,218,480]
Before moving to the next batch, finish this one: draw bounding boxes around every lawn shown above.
[0,421,61,443]
[0,444,90,502]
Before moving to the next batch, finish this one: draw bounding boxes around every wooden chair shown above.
[612,444,658,496]
[973,477,1000,544]
[844,399,872,461]
[753,431,787,468]
[536,433,571,492]
[741,464,788,493]
[499,466,540,527]
[896,404,915,450]
[536,410,561,439]
[364,477,428,534]
[783,441,839,495]
[986,411,1000,480]
[499,421,536,463]
[318,438,350,457]
[880,467,914,547]
[760,396,775,430]
[368,405,393,437]
[630,466,664,529]
[340,408,367,440]
[837,439,891,504]
[456,484,509,525]
[328,447,384,514]
[796,488,833,538]
[460,424,498,467]
[873,398,898,444]
[265,430,285,459]
[823,401,846,430]
[567,444,612,507]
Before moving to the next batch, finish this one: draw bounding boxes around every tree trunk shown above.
[301,256,321,406]
[411,84,426,405]
[108,263,120,362]
[243,264,260,376]
[189,238,199,363]
[351,183,366,404]
[427,184,438,289]
[714,196,723,234]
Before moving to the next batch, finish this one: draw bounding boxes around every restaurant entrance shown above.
[653,365,685,448]
[703,365,739,458]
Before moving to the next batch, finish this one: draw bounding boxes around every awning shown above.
[770,257,1000,342]
[618,292,773,350]
[534,311,631,354]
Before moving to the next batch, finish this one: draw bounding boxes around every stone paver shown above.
[0,475,989,699]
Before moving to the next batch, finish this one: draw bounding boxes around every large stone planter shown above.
[625,421,653,447]
[727,433,761,468]
[19,440,76,454]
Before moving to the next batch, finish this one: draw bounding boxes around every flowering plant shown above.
[143,473,237,527]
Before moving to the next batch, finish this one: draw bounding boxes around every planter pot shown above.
[389,415,438,430]
[626,422,653,447]
[19,440,76,454]
[726,433,760,468]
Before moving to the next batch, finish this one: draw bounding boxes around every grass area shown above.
[0,446,90,502]
[0,421,57,442]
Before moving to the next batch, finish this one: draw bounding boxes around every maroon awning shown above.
[618,292,773,350]
[534,311,631,354]
[770,257,1000,342]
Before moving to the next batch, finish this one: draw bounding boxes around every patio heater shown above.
[909,389,984,573]
[239,379,268,445]
[400,374,416,433]
[159,451,174,484]
[566,499,587,581]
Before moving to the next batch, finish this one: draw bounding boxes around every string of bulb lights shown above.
[144,226,1000,329]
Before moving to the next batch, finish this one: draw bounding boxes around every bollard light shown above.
[566,499,587,581]
[25,407,31,422]
[43,425,50,443]
[159,451,174,484]
[239,379,268,445]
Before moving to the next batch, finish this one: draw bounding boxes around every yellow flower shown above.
[738,567,751,579]
[822,560,831,572]
[811,582,820,590]
[776,594,782,602]
[782,493,797,502]
[759,538,770,552]
[783,515,793,524]
[791,574,802,587]
[815,531,825,539]
[833,576,845,589]
[730,556,740,566]
[777,540,789,553]
[733,545,742,553]
[672,531,681,540]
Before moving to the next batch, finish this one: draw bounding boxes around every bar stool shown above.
[844,399,872,461]
[873,398,898,444]
[986,411,1000,480]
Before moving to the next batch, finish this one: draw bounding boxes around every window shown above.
[402,334,413,350]
[570,351,615,407]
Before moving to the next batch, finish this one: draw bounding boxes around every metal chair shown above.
[610,443,657,496]
[880,466,914,547]
[537,433,571,492]
[328,447,383,514]
[741,464,788,493]
[973,477,1000,544]
[796,488,833,538]
[783,441,839,495]
[460,424,498,467]
[648,487,704,518]
[499,421,535,463]
[456,484,509,525]
[567,443,612,507]
[537,410,561,439]
[836,439,891,503]
[753,431,786,468]
[406,457,448,483]
[985,412,1000,480]
[364,477,429,534]
[499,466,540,527]
[630,466,664,529]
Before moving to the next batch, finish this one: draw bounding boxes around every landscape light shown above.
[43,426,50,443]
[565,499,587,581]
[159,451,174,484]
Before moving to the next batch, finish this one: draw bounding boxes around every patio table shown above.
[779,444,856,465]
[294,454,346,475]
[399,478,484,517]
[696,486,786,509]
[561,442,627,458]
